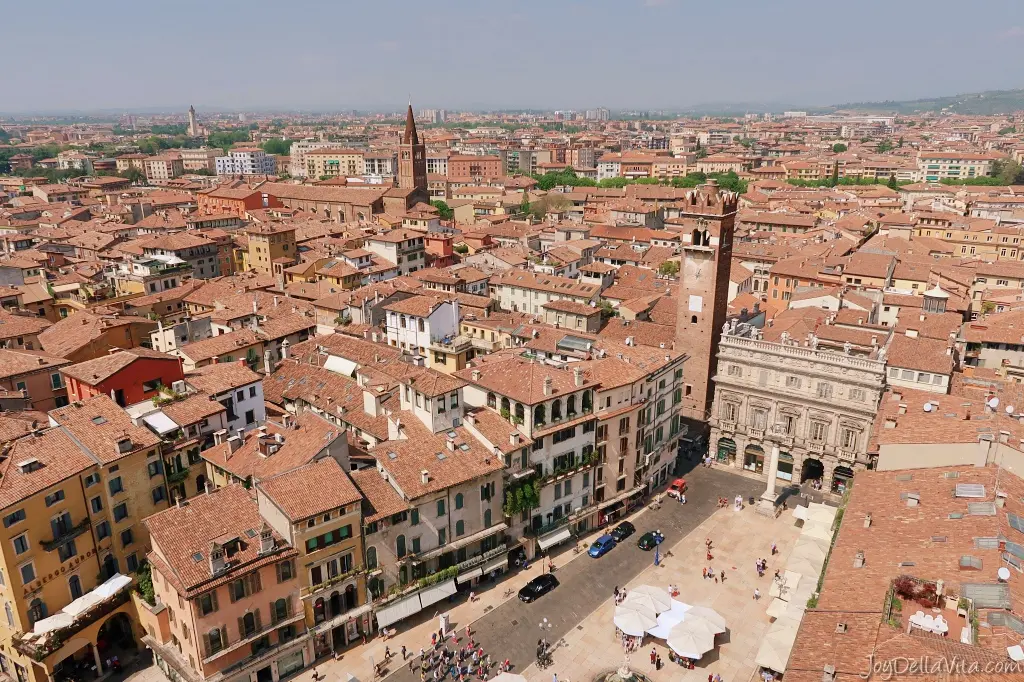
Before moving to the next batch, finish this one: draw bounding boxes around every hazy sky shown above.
[4,0,1024,113]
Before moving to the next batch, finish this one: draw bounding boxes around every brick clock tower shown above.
[674,179,737,432]
[398,103,428,204]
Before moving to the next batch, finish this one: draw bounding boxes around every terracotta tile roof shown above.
[541,299,600,316]
[61,348,180,384]
[0,309,51,341]
[175,329,262,364]
[161,393,227,428]
[144,484,296,597]
[49,394,161,464]
[455,355,596,405]
[350,467,409,523]
[382,295,444,317]
[885,334,954,374]
[0,429,95,512]
[598,318,676,349]
[258,457,361,521]
[0,349,70,380]
[372,418,504,501]
[38,311,155,359]
[202,411,344,482]
[462,408,533,454]
[184,361,262,395]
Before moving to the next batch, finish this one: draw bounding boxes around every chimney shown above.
[421,469,429,485]
[510,432,519,446]
[213,429,228,446]
[236,428,244,441]
[281,339,289,360]
[264,349,274,374]
[252,298,258,315]
[209,543,225,575]
[204,479,213,494]
[446,436,456,451]
[363,329,370,340]
[543,376,553,396]
[273,295,278,307]
[573,366,584,387]
[274,433,284,444]
[863,513,872,528]
[472,369,481,381]
[226,435,242,453]
[898,403,907,415]
[282,413,292,428]
[257,524,275,555]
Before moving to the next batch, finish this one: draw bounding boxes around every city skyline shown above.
[4,0,1024,114]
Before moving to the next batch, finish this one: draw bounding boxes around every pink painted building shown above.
[140,486,311,682]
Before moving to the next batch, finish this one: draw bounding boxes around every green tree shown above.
[999,126,1017,135]
[431,200,454,220]
[832,143,847,153]
[876,141,894,153]
[119,167,146,184]
[994,159,1024,185]
[528,193,571,219]
[261,139,292,155]
[658,261,680,277]
[887,174,899,190]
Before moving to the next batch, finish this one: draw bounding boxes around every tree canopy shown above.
[261,139,292,156]
[658,261,679,277]
[431,200,454,220]
[207,130,250,152]
[832,143,848,153]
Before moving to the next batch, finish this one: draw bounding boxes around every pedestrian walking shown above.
[553,674,558,682]
[702,567,707,579]
[402,645,408,660]
[651,648,657,665]
[656,655,663,671]
[753,588,761,600]
[706,537,712,550]
[720,570,726,582]
[771,542,777,555]
[432,633,437,647]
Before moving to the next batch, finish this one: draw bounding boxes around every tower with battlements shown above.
[674,179,738,432]
[187,105,199,137]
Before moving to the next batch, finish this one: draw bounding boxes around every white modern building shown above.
[215,147,276,176]
[382,296,459,368]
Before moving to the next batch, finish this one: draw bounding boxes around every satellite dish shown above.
[999,566,1011,581]
[923,403,933,412]
[1008,405,1015,414]
[989,397,1000,409]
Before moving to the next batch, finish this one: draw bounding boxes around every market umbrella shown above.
[683,605,727,633]
[755,617,800,673]
[623,591,668,615]
[629,585,673,612]
[801,520,833,542]
[665,621,716,659]
[645,600,692,639]
[614,604,658,636]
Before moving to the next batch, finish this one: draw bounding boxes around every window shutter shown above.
[275,563,282,584]
[253,570,262,593]
[237,617,245,639]
[220,628,228,648]
[286,595,293,618]
[254,608,262,631]
[210,590,218,613]
[203,634,212,657]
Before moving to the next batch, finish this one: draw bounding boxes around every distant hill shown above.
[828,88,1024,116]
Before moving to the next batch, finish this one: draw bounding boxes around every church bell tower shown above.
[398,103,428,203]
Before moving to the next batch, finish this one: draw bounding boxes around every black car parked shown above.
[518,574,559,603]
[610,521,636,542]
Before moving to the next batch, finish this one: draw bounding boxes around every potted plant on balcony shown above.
[957,596,970,618]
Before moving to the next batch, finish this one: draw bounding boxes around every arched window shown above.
[487,393,496,409]
[501,397,511,414]
[455,493,464,510]
[484,509,492,527]
[208,628,223,654]
[692,229,700,246]
[582,390,593,412]
[533,404,546,426]
[567,395,577,416]
[27,599,45,626]
[399,314,406,328]
[273,598,288,623]
[366,546,377,570]
[396,535,406,558]
[515,403,525,423]
[368,577,385,600]
[691,315,698,324]
[551,399,562,421]
[313,598,325,624]
[456,520,465,537]
[242,612,257,637]
[69,575,82,600]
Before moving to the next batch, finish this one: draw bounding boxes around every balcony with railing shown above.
[41,517,91,552]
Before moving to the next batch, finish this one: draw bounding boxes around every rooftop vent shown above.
[835,622,848,634]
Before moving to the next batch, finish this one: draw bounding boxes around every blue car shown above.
[588,534,617,558]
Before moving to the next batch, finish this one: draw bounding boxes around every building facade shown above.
[708,328,886,495]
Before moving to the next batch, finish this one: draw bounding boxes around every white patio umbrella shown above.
[622,591,668,615]
[755,618,800,673]
[792,536,829,562]
[491,674,527,682]
[786,554,824,580]
[801,520,833,542]
[614,604,658,636]
[629,585,673,612]
[666,621,716,659]
[683,605,727,633]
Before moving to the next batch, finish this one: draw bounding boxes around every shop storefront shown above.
[832,466,854,495]
[743,444,765,474]
[716,438,737,464]
[777,452,794,482]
